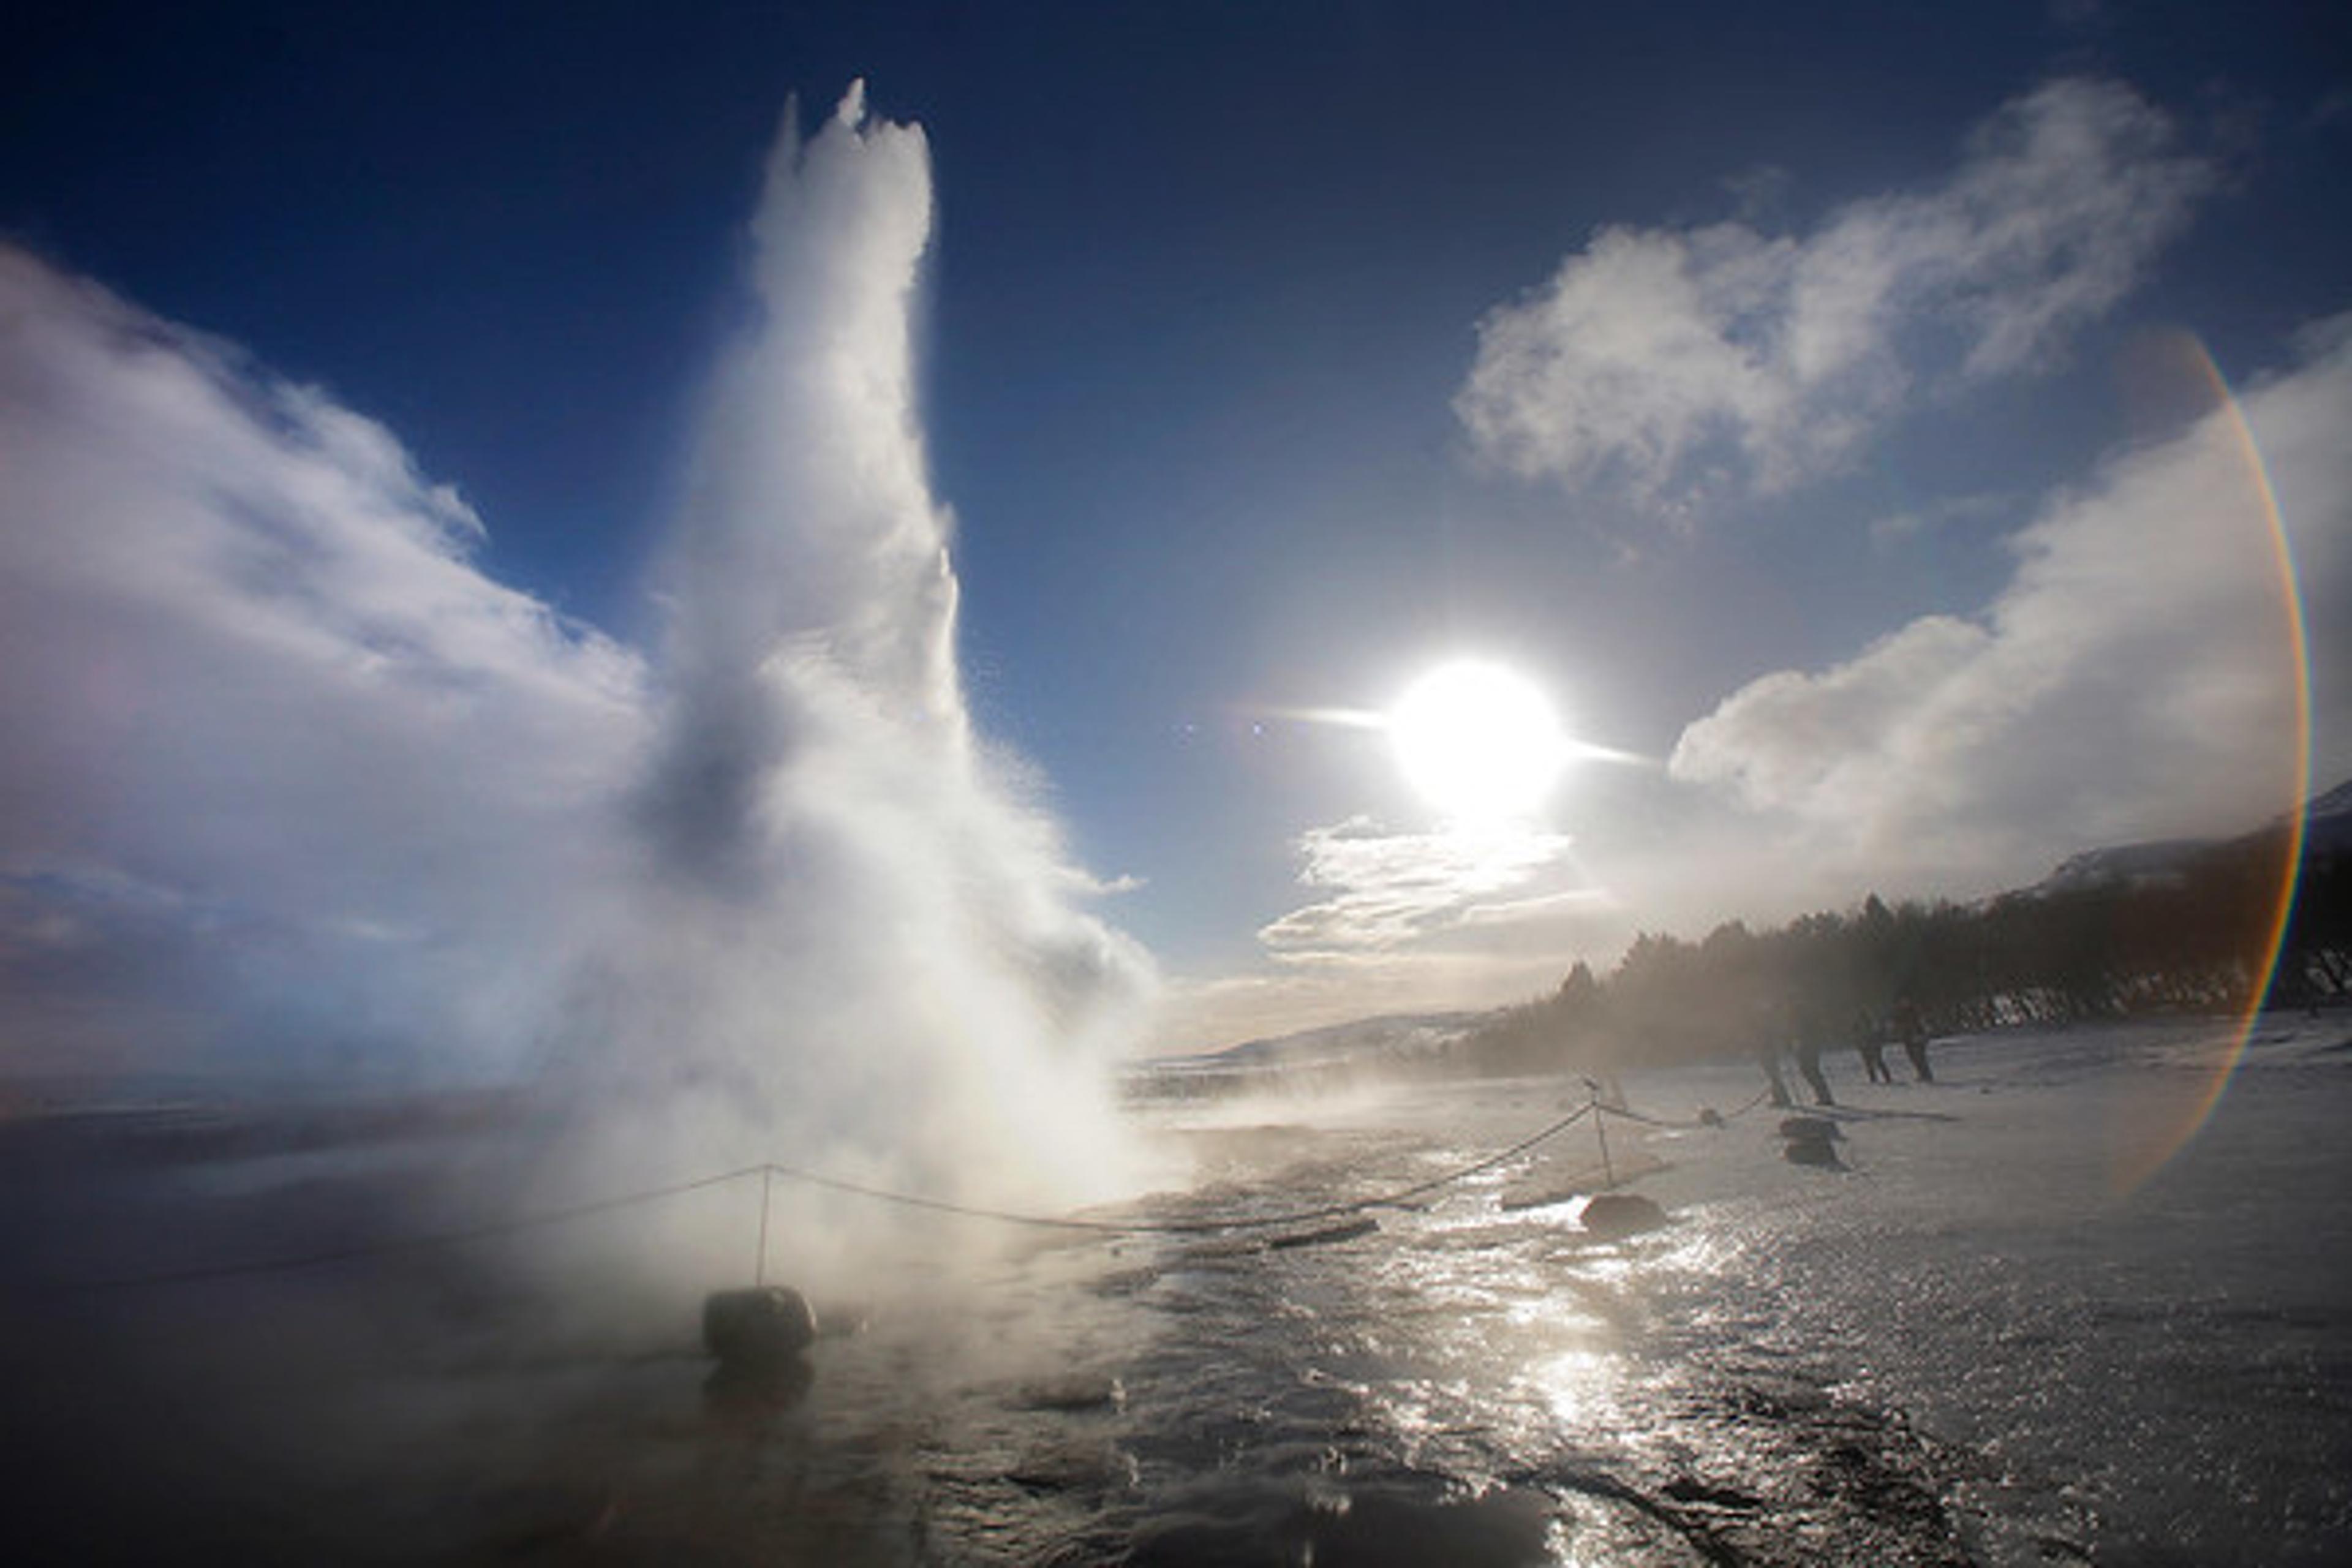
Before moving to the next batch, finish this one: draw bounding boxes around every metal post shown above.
[1591,1085,1615,1190]
[755,1166,772,1287]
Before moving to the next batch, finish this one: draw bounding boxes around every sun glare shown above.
[1388,661,1570,824]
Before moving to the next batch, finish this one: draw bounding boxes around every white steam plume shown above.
[549,83,1155,1267]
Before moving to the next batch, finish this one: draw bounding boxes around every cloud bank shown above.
[0,86,1150,1251]
[1668,323,2352,896]
[0,246,650,1074]
[1258,818,1593,963]
[1457,78,2214,505]
[1144,816,1616,1055]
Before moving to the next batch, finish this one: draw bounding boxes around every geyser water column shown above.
[559,83,1151,1281]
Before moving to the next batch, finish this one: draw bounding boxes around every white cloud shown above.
[1668,322,2352,890]
[1259,817,1594,961]
[1457,78,2214,505]
[0,245,652,1073]
[1142,815,1616,1052]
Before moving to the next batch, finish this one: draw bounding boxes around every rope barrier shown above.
[1593,1084,1776,1131]
[67,1086,1784,1291]
[764,1102,1598,1235]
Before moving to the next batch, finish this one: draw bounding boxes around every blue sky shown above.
[4,1,2349,1068]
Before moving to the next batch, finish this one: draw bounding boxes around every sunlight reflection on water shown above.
[21,1021,2342,1564]
[1528,1348,1616,1428]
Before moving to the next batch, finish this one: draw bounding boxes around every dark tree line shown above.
[1455,826,2350,1077]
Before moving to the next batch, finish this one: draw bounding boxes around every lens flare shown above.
[2107,333,2312,1197]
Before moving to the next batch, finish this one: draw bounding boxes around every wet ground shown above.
[6,1019,2349,1564]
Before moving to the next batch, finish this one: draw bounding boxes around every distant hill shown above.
[1200,1011,1484,1069]
[2036,837,2215,894]
[1132,1012,1483,1096]
[2031,776,2352,895]
[2303,777,2352,856]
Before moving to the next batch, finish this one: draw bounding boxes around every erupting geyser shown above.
[553,82,1154,1268]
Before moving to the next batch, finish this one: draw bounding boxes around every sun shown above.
[1387,660,1570,824]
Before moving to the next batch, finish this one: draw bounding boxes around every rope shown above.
[1593,1085,1775,1131]
[1360,1101,1598,1209]
[761,1102,1597,1236]
[66,1095,1654,1289]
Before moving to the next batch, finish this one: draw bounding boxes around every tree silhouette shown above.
[1453,794,2348,1076]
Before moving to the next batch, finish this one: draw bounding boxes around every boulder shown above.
[703,1285,817,1371]
[1578,1192,1668,1237]
[1777,1116,1841,1142]
[1782,1137,1843,1169]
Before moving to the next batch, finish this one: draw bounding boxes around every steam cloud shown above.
[578,83,1153,1225]
[0,85,1152,1270]
[1667,322,2352,891]
[1458,78,2214,508]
